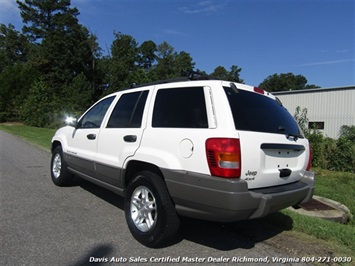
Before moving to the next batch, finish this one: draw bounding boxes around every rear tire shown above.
[124,171,180,247]
[51,146,73,186]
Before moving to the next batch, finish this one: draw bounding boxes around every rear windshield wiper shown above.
[278,126,303,140]
[286,133,304,141]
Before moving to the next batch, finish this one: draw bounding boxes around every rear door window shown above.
[224,86,302,137]
[107,91,148,128]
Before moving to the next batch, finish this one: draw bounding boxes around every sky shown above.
[1,0,354,88]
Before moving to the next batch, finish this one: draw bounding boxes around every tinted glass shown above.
[152,87,208,128]
[107,91,148,128]
[224,87,302,137]
[80,96,115,128]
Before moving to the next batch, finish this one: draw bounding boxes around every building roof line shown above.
[273,85,355,95]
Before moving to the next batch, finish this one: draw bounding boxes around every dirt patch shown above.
[265,231,349,265]
[300,198,335,211]
[289,196,352,224]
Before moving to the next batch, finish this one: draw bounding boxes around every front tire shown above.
[51,146,73,186]
[124,171,180,247]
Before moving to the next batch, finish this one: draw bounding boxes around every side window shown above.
[79,96,115,128]
[107,91,148,128]
[152,87,208,128]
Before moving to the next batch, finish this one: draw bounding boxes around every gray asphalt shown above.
[0,130,308,266]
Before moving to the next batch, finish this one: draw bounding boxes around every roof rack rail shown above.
[129,70,214,89]
[186,70,213,81]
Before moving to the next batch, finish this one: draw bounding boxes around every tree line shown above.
[0,0,319,128]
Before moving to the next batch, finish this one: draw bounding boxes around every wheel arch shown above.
[51,140,62,153]
[123,160,164,189]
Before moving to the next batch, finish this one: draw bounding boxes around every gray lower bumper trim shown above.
[162,169,315,222]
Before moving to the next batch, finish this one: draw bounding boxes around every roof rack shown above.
[129,71,214,89]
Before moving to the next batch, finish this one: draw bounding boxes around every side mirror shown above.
[65,116,78,127]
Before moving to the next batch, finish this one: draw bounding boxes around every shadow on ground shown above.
[72,176,294,251]
[179,213,293,251]
[69,244,114,266]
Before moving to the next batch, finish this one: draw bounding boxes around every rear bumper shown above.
[163,169,315,222]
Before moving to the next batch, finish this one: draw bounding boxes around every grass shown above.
[0,123,56,150]
[262,168,355,258]
[1,123,354,257]
[269,208,355,252]
[314,168,355,227]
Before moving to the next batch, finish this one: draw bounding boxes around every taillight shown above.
[306,143,312,171]
[206,138,241,178]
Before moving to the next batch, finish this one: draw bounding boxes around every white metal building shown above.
[273,86,355,139]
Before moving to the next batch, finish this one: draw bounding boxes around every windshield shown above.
[224,87,303,137]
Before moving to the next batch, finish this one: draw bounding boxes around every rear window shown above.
[224,87,303,137]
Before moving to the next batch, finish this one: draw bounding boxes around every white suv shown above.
[51,76,315,247]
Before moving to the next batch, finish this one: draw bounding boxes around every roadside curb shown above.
[288,195,352,224]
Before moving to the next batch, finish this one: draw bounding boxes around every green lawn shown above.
[1,123,354,258]
[0,123,56,151]
[260,165,355,256]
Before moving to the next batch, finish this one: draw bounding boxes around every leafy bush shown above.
[329,126,355,173]
[306,132,337,169]
[294,107,355,173]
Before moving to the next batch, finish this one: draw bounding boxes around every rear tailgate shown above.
[223,84,310,189]
[239,131,309,189]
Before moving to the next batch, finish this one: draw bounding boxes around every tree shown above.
[153,41,195,80]
[174,51,195,77]
[20,78,60,127]
[85,32,104,93]
[62,72,94,113]
[0,24,37,122]
[210,65,244,83]
[226,65,244,83]
[0,63,38,122]
[105,32,138,92]
[293,106,309,135]
[16,0,101,126]
[137,40,157,70]
[259,73,319,92]
[154,41,176,80]
[17,0,80,42]
[17,0,98,86]
[210,66,227,80]
[0,24,30,72]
